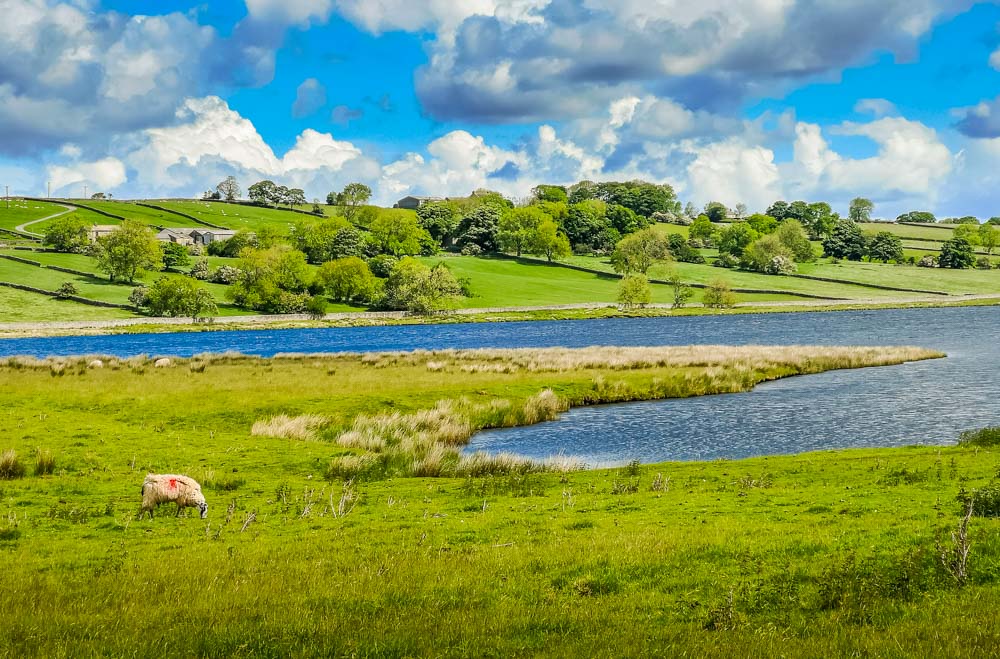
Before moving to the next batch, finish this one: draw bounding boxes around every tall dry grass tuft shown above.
[522,389,568,424]
[34,449,55,476]
[0,450,26,480]
[252,414,329,441]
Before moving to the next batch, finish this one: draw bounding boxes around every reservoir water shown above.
[1,307,997,464]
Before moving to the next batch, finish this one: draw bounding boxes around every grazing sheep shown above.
[153,358,172,368]
[139,474,207,519]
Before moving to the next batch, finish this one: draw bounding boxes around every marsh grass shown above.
[33,449,55,476]
[0,450,25,480]
[251,414,329,441]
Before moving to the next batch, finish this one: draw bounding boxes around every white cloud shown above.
[854,98,898,117]
[410,0,969,123]
[244,0,334,26]
[47,158,127,194]
[291,78,327,118]
[990,46,1000,71]
[685,139,782,210]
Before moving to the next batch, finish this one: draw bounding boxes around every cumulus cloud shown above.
[854,98,898,117]
[781,118,954,209]
[119,97,379,198]
[407,0,970,123]
[244,0,334,26]
[331,105,364,125]
[0,1,226,156]
[685,139,782,210]
[954,96,1000,138]
[292,78,327,118]
[47,157,127,195]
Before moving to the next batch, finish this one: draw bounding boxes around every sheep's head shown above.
[198,501,208,518]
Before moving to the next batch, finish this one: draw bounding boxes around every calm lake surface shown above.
[2,307,997,464]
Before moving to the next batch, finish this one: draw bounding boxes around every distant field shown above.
[859,222,956,241]
[0,286,134,322]
[559,255,910,300]
[800,261,1000,295]
[63,200,197,228]
[152,200,310,234]
[423,255,801,306]
[0,199,73,231]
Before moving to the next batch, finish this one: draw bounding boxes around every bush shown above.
[976,256,992,270]
[617,274,651,309]
[367,254,398,278]
[763,254,797,275]
[958,427,1000,447]
[0,450,25,480]
[713,253,739,268]
[460,243,483,256]
[917,255,937,268]
[55,281,78,298]
[211,265,242,284]
[703,279,737,309]
[305,295,328,319]
[190,259,210,280]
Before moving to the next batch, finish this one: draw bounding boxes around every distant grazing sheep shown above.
[140,474,207,519]
[153,358,172,368]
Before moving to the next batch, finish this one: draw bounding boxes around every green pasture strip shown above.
[424,255,800,306]
[650,222,691,238]
[558,255,906,300]
[1,350,997,657]
[154,201,307,234]
[0,199,72,230]
[0,286,136,321]
[75,200,195,228]
[799,261,1000,295]
[859,222,956,241]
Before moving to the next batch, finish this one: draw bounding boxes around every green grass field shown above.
[859,222,956,241]
[0,199,74,232]
[799,261,1000,295]
[423,255,802,306]
[4,347,1000,656]
[153,200,311,234]
[0,286,134,322]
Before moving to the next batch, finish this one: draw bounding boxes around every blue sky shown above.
[3,0,1000,218]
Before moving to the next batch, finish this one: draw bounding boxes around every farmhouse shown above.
[190,229,237,245]
[87,225,119,242]
[394,195,443,210]
[156,228,197,245]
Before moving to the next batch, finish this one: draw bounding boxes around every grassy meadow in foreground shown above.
[4,346,996,656]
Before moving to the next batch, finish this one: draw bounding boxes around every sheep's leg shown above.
[176,504,183,517]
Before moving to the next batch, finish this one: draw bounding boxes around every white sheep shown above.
[139,474,208,519]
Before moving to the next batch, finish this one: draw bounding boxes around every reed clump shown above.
[0,450,26,480]
[252,414,329,441]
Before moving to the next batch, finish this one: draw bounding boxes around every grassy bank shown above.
[3,346,991,657]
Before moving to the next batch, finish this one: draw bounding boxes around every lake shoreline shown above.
[2,294,1000,339]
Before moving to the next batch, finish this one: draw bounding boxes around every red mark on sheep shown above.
[169,478,177,489]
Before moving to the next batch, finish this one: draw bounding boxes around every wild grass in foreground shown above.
[1,446,1000,656]
[0,344,977,657]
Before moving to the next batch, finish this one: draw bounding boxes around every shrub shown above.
[367,254,398,278]
[917,255,937,268]
[958,427,1000,447]
[211,265,242,284]
[55,281,78,298]
[976,256,992,270]
[703,279,737,308]
[460,243,483,256]
[305,295,328,319]
[617,274,651,309]
[958,485,1000,518]
[34,449,55,476]
[190,259,210,280]
[0,450,25,480]
[713,253,739,268]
